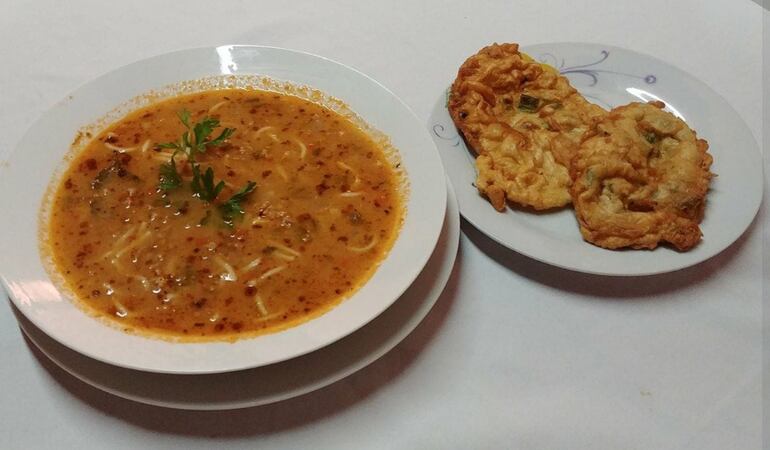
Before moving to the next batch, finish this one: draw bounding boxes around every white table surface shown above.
[0,1,766,449]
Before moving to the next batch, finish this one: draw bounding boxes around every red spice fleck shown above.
[118,153,132,165]
[79,158,98,172]
[315,181,330,195]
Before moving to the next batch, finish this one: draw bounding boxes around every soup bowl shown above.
[0,46,446,374]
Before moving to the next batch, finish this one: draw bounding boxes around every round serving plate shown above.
[0,45,447,374]
[16,180,459,410]
[430,42,762,276]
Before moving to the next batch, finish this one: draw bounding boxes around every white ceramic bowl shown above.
[0,46,447,374]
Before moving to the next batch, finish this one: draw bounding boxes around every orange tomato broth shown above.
[45,88,404,340]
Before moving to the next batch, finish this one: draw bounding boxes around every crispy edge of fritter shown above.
[448,43,522,157]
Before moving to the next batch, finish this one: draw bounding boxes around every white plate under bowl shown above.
[15,180,459,410]
[0,46,447,374]
[430,42,762,276]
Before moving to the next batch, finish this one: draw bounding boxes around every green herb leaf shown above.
[159,109,235,162]
[518,94,540,113]
[193,117,219,150]
[182,132,192,157]
[219,181,257,225]
[191,165,225,202]
[643,131,658,144]
[156,109,242,222]
[208,127,236,147]
[177,109,191,128]
[158,157,182,191]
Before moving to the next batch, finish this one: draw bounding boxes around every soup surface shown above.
[45,88,403,340]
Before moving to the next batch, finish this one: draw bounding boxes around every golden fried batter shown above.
[571,101,713,250]
[449,43,605,211]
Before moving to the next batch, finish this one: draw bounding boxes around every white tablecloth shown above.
[0,1,765,448]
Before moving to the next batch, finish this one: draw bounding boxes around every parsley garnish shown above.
[191,164,225,202]
[156,109,255,227]
[219,181,257,225]
[157,109,235,191]
[196,118,235,151]
[158,156,182,191]
[160,109,235,159]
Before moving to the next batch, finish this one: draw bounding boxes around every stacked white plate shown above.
[0,46,460,410]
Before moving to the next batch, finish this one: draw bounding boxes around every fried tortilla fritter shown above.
[448,43,605,211]
[570,101,714,250]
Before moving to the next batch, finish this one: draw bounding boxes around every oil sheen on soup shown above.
[46,88,403,340]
